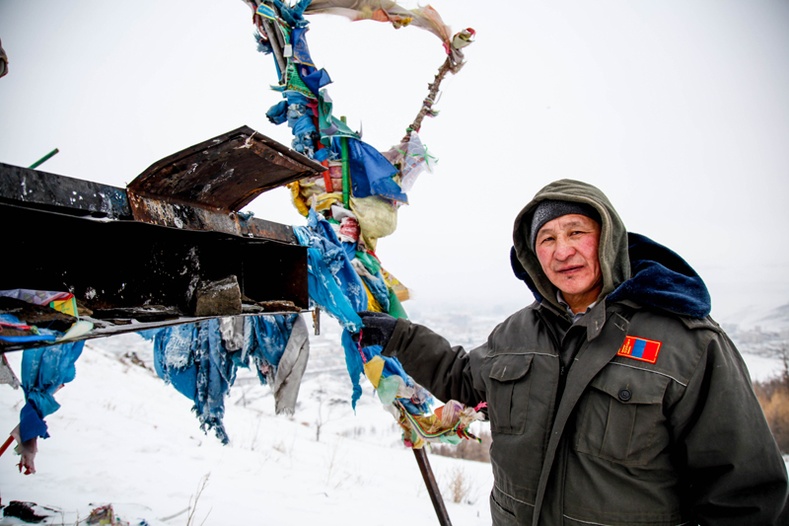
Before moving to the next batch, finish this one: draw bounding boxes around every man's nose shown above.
[554,238,575,259]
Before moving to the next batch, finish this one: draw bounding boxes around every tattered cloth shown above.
[142,313,309,444]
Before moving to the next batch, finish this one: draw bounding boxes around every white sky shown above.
[1,0,788,321]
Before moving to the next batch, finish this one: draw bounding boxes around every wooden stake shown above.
[414,448,453,525]
[340,116,351,209]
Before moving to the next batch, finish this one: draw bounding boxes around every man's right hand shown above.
[356,311,397,349]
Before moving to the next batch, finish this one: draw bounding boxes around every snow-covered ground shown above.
[0,313,786,525]
[0,323,494,526]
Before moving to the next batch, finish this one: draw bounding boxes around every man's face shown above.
[534,213,602,313]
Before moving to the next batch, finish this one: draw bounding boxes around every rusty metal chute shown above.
[0,127,321,351]
[127,125,324,234]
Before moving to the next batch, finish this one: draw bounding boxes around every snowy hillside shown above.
[0,318,494,526]
[719,300,789,335]
[717,302,789,382]
[2,304,787,525]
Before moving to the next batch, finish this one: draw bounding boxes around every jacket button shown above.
[618,389,632,402]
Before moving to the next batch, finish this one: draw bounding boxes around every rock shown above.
[193,276,242,316]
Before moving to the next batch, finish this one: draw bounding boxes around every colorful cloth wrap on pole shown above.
[253,0,417,207]
[141,313,309,444]
[294,209,483,447]
[248,0,482,447]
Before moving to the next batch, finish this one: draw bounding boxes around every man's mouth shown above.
[557,265,583,275]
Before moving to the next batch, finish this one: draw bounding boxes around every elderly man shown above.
[357,178,788,525]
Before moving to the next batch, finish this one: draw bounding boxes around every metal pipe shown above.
[29,148,59,169]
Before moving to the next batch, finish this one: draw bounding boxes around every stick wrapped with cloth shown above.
[354,310,484,448]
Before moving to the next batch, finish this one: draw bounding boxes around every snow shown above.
[0,321,494,526]
[1,314,787,525]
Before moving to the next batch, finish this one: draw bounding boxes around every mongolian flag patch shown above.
[617,335,662,364]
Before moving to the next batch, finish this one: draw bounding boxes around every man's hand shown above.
[356,311,397,349]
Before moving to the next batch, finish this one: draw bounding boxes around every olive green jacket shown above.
[384,179,788,525]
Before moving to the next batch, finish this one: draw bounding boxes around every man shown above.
[357,179,788,525]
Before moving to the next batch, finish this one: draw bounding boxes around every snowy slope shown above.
[1,308,787,525]
[0,324,494,525]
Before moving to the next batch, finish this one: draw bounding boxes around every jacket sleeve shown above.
[382,318,487,409]
[670,331,788,524]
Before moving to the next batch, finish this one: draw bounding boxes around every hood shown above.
[511,179,630,313]
[608,232,711,318]
[511,179,710,319]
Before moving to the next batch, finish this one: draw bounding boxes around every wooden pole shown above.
[401,57,453,144]
[413,448,453,525]
[340,116,351,209]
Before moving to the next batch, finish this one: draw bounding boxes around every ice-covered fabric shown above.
[17,330,85,442]
[294,209,373,408]
[294,209,367,332]
[0,309,83,474]
[146,319,236,444]
[143,312,310,443]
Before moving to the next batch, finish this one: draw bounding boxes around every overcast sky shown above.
[1,0,788,322]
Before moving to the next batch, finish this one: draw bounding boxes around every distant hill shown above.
[719,302,789,360]
[720,302,789,334]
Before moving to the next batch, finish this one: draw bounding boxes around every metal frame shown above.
[0,126,322,351]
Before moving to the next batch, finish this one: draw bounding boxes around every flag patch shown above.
[617,336,662,364]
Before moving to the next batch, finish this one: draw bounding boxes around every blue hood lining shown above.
[511,232,711,319]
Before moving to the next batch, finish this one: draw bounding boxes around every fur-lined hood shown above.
[511,179,710,318]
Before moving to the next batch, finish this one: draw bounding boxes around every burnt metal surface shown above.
[0,191,308,352]
[126,126,324,238]
[0,162,131,219]
[127,125,325,214]
[0,127,315,351]
[0,204,308,312]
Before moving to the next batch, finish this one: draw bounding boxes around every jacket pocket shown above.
[487,354,534,434]
[490,492,524,526]
[575,366,670,466]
